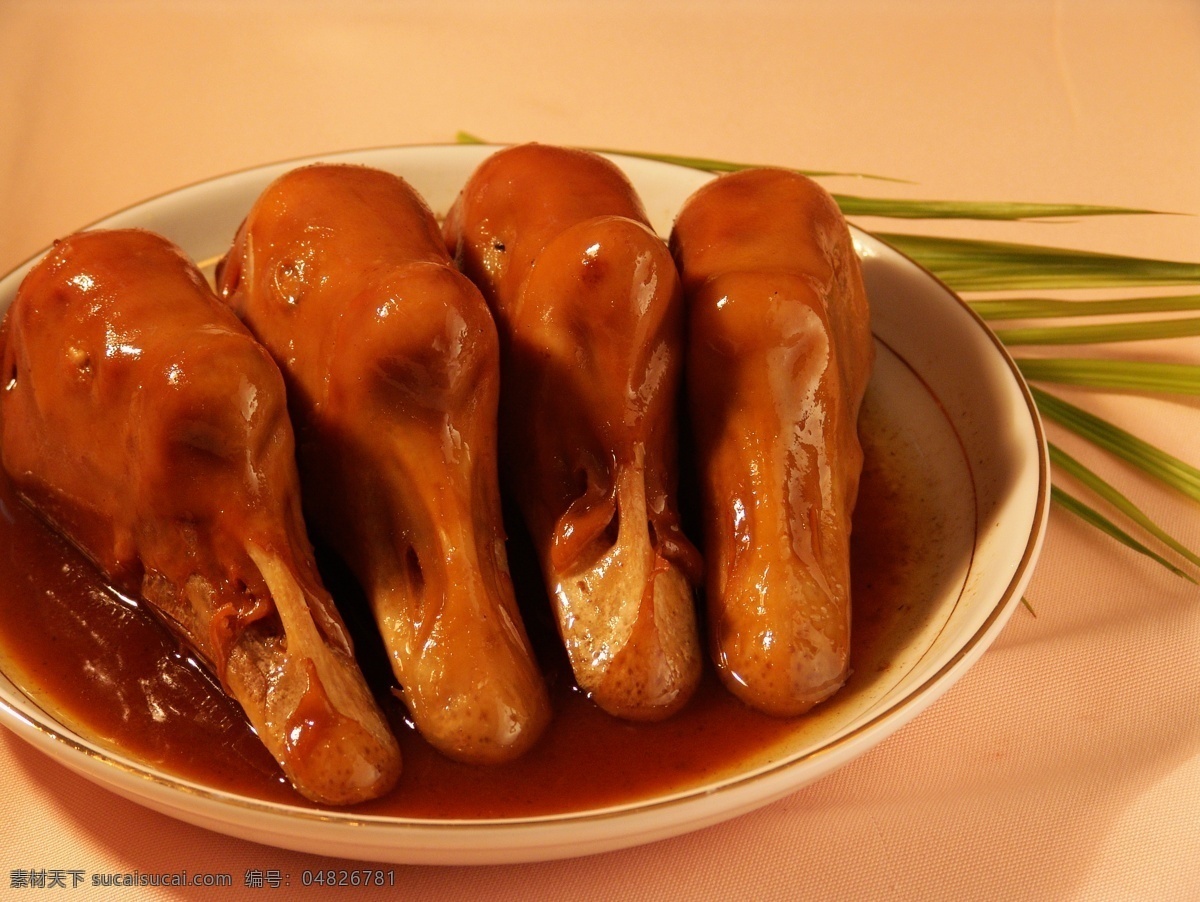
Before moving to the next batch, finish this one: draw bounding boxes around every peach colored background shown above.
[1,1,1198,898]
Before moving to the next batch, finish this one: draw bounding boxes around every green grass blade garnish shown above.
[970,294,1200,320]
[997,317,1200,345]
[1032,387,1200,502]
[877,233,1200,291]
[587,148,873,179]
[454,131,908,182]
[1019,359,1200,394]
[1050,444,1200,570]
[578,148,905,182]
[1051,486,1195,581]
[456,133,1162,217]
[836,196,1163,220]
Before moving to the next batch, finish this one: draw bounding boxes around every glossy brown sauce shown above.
[0,398,936,818]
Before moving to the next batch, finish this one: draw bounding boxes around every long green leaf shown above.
[454,131,906,181]
[836,195,1162,220]
[877,233,1200,291]
[1050,444,1200,570]
[1019,359,1200,395]
[971,294,1200,320]
[998,317,1200,345]
[1051,486,1194,581]
[455,132,1162,219]
[589,148,892,181]
[1032,387,1200,502]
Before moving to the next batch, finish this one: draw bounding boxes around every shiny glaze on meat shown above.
[670,169,873,717]
[218,164,550,763]
[443,145,702,721]
[0,228,401,803]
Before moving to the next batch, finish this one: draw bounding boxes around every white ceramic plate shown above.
[0,144,1049,865]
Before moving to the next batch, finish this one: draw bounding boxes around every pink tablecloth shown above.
[1,1,1198,898]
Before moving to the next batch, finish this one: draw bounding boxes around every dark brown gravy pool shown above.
[0,401,937,819]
